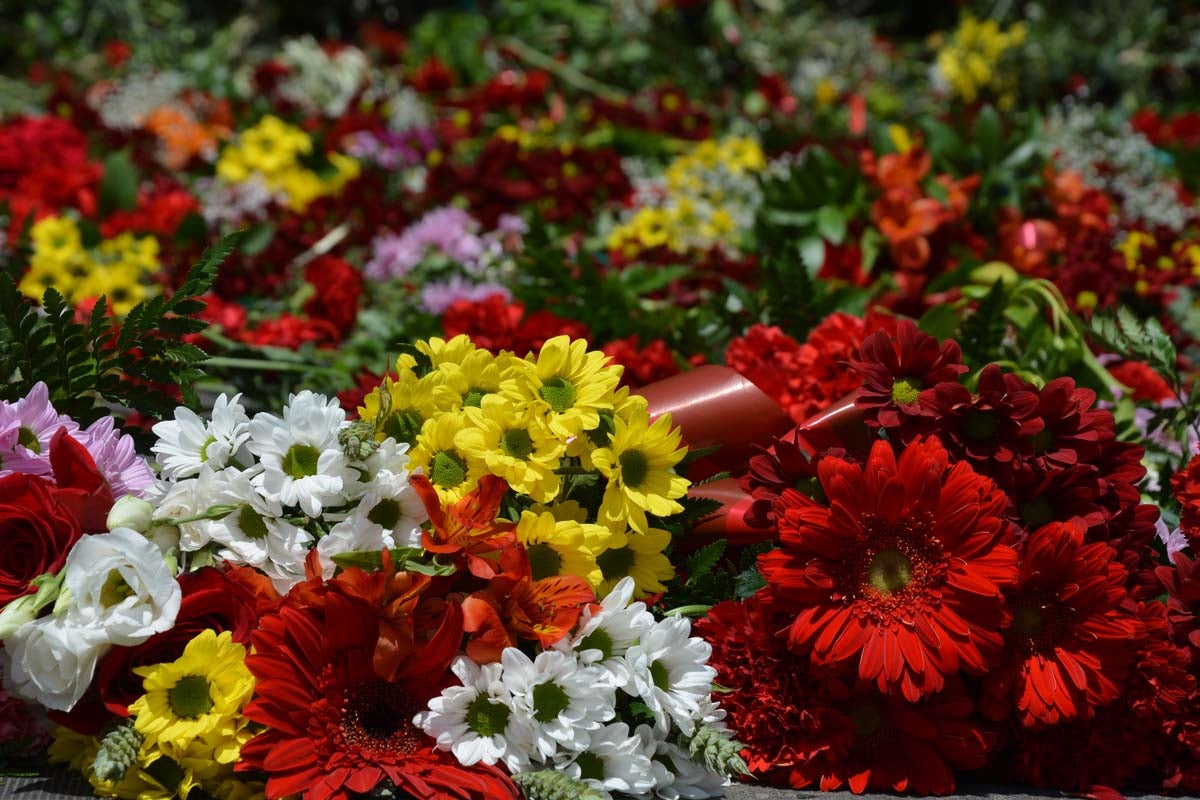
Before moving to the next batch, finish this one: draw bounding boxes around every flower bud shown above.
[107,496,155,534]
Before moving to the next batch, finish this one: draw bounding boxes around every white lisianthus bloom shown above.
[0,615,108,711]
[61,527,181,647]
[624,615,717,736]
[555,576,653,688]
[415,656,533,773]
[247,391,359,516]
[202,468,312,593]
[152,394,251,479]
[501,647,614,760]
[554,721,659,795]
[652,740,729,799]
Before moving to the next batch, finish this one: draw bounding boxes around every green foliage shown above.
[681,723,751,777]
[513,770,608,800]
[99,152,139,216]
[330,547,456,576]
[958,280,1009,365]
[0,232,240,426]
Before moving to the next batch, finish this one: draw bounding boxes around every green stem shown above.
[161,505,239,525]
[495,36,628,104]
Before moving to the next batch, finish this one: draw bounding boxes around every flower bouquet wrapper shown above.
[638,365,869,543]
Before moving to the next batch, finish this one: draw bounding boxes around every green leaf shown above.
[240,222,276,256]
[974,105,1002,163]
[685,540,726,585]
[734,564,767,599]
[799,236,825,274]
[816,206,847,245]
[330,547,457,576]
[918,303,960,341]
[99,152,139,214]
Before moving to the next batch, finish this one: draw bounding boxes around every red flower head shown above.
[1157,552,1200,658]
[1025,376,1113,472]
[1172,457,1200,551]
[411,473,515,580]
[760,437,1017,701]
[1107,359,1175,403]
[790,679,996,796]
[304,255,364,339]
[849,319,967,439]
[924,363,1043,469]
[601,336,682,388]
[738,425,851,529]
[238,585,519,800]
[980,521,1140,728]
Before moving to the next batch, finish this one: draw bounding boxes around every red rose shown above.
[0,474,82,608]
[46,427,114,533]
[94,568,258,716]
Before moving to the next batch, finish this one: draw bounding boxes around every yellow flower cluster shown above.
[935,15,1027,108]
[18,216,160,314]
[606,136,766,258]
[215,115,360,211]
[1115,230,1200,299]
[360,334,690,598]
[49,630,261,800]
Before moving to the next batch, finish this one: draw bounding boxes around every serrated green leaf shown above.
[685,540,726,585]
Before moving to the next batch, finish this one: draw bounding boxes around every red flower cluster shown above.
[442,293,591,355]
[0,116,101,235]
[601,335,693,388]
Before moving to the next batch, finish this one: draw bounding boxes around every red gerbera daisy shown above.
[759,437,1018,701]
[848,319,967,439]
[238,583,519,800]
[980,521,1140,728]
[789,678,996,797]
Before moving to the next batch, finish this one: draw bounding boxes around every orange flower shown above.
[412,473,515,580]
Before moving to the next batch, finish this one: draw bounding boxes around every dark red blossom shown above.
[303,255,364,339]
[924,363,1043,469]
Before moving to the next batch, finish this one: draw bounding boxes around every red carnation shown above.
[760,437,1017,701]
[602,336,683,388]
[304,255,364,339]
[1107,359,1175,403]
[981,521,1140,728]
[849,319,967,439]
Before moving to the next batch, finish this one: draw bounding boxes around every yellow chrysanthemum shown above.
[454,396,564,502]
[504,336,621,439]
[591,410,689,534]
[359,371,442,445]
[409,413,487,504]
[130,630,254,753]
[594,526,675,599]
[403,333,479,370]
[516,510,621,587]
[30,215,83,262]
[48,725,99,772]
[431,347,508,412]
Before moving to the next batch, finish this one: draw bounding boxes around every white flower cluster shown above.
[194,175,276,228]
[147,391,427,593]
[91,71,186,131]
[276,36,368,118]
[416,578,729,800]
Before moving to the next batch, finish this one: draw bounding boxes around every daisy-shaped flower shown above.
[759,436,1018,702]
[247,390,359,516]
[431,347,512,412]
[557,577,654,687]
[359,371,441,447]
[316,483,427,576]
[130,630,254,752]
[653,740,729,800]
[594,526,675,600]
[515,510,618,587]
[591,410,688,534]
[501,648,614,760]
[152,393,251,480]
[417,656,534,773]
[409,414,488,506]
[77,416,156,498]
[553,721,659,796]
[504,336,620,439]
[625,615,717,735]
[455,396,564,502]
[0,381,78,478]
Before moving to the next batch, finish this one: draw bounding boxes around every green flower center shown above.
[382,410,424,445]
[867,548,912,593]
[464,695,510,738]
[430,450,467,489]
[650,660,671,691]
[849,703,884,737]
[16,427,41,453]
[461,388,488,408]
[539,376,577,413]
[1031,427,1053,454]
[526,542,563,581]
[532,681,571,723]
[199,435,218,462]
[237,504,270,540]
[574,752,605,781]
[963,410,998,441]
[618,449,649,488]
[99,569,134,608]
[282,444,321,479]
[1013,605,1044,637]
[144,756,185,791]
[890,377,923,406]
[367,498,402,530]
[501,428,534,460]
[1020,497,1054,528]
[578,628,614,660]
[167,675,214,719]
[792,476,826,503]
[597,546,636,581]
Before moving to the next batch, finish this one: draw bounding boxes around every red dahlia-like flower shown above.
[980,521,1139,728]
[238,586,519,800]
[1157,552,1200,658]
[1172,457,1200,550]
[789,679,996,797]
[924,363,1043,469]
[849,319,967,438]
[759,437,1018,701]
[738,425,851,529]
[1026,376,1112,472]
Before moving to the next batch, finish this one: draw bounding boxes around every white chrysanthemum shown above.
[554,721,659,795]
[555,576,653,687]
[416,656,533,773]
[247,391,359,516]
[152,393,251,479]
[202,468,312,593]
[501,647,614,761]
[316,484,426,575]
[61,528,181,647]
[0,615,108,711]
[624,615,716,736]
[652,740,729,799]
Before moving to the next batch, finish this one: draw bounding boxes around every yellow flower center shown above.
[890,378,923,406]
[16,427,40,453]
